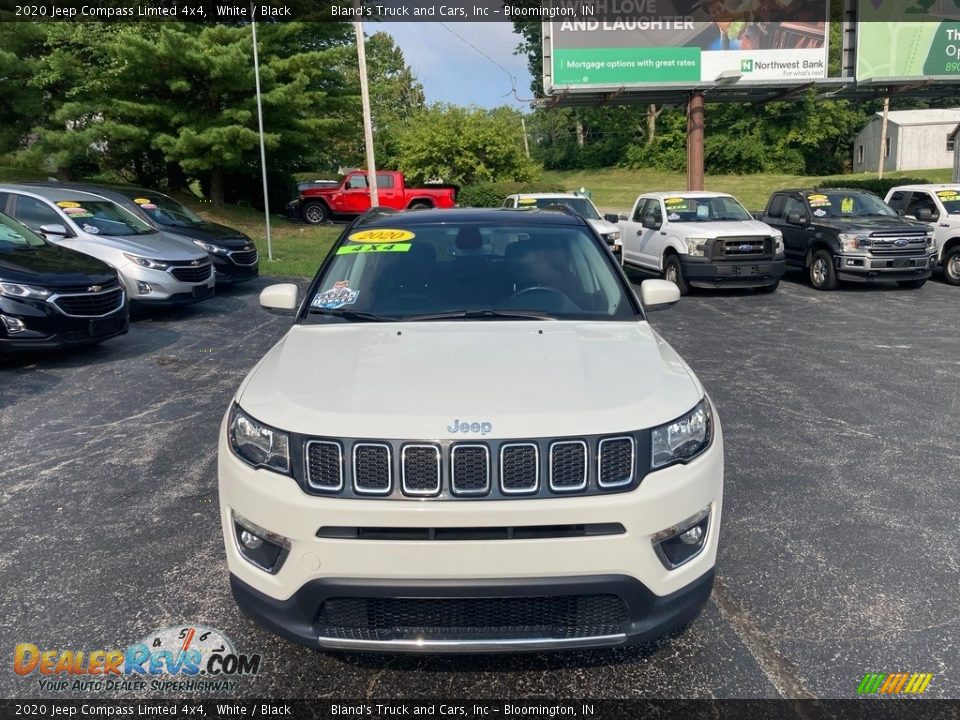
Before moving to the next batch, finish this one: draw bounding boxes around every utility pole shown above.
[521,117,530,158]
[878,96,890,180]
[251,5,273,261]
[687,91,705,191]
[355,22,379,206]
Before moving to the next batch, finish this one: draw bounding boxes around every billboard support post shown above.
[877,97,889,180]
[687,92,705,191]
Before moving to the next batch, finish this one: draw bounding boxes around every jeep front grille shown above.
[401,445,441,496]
[500,443,539,494]
[353,443,391,495]
[305,441,343,492]
[598,437,635,487]
[549,441,587,492]
[451,444,490,496]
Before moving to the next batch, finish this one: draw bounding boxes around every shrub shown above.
[816,177,935,196]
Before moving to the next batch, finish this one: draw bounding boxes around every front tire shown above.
[663,254,690,296]
[809,249,838,291]
[943,245,960,286]
[897,279,927,289]
[408,201,433,211]
[301,201,329,225]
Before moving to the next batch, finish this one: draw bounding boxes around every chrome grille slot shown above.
[450,445,490,496]
[500,443,538,494]
[170,263,213,283]
[229,249,259,266]
[305,441,343,492]
[549,441,587,492]
[598,437,635,488]
[401,445,441,496]
[353,443,391,495]
[52,287,124,317]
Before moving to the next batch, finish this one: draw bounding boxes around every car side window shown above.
[783,196,808,220]
[887,191,908,211]
[906,191,938,220]
[767,195,786,219]
[10,194,62,231]
[347,175,367,190]
[632,199,649,223]
[375,173,394,189]
[648,200,663,225]
[502,198,515,208]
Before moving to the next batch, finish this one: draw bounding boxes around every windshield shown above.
[57,200,155,236]
[935,188,960,214]
[129,193,204,227]
[805,192,896,218]
[662,196,753,222]
[0,212,46,249]
[305,223,636,322]
[517,197,601,221]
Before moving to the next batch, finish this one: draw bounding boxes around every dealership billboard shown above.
[546,7,829,91]
[856,0,960,82]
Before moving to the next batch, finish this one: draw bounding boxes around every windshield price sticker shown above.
[337,243,411,255]
[841,197,854,214]
[937,190,959,198]
[348,229,416,243]
[808,194,830,207]
[56,201,81,208]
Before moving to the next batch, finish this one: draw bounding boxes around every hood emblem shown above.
[87,285,102,293]
[738,244,754,252]
[894,239,909,247]
[191,259,200,265]
[447,419,492,435]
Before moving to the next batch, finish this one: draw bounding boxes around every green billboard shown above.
[857,1,960,81]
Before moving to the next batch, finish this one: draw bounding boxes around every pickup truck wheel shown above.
[897,279,927,289]
[301,201,329,225]
[809,250,838,291]
[663,255,690,295]
[408,201,433,211]
[944,246,960,286]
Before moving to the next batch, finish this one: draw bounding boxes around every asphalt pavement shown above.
[1,270,957,700]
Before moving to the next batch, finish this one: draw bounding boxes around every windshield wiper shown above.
[403,309,556,321]
[309,308,397,322]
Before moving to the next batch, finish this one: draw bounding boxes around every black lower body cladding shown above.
[833,252,934,282]
[680,257,786,289]
[229,570,715,653]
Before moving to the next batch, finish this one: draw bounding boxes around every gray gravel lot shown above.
[1,271,957,700]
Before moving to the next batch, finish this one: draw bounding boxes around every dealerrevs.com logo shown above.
[13,625,261,693]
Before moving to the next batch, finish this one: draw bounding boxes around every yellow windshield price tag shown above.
[518,197,536,205]
[56,201,81,208]
[336,243,411,255]
[841,197,854,213]
[347,229,416,243]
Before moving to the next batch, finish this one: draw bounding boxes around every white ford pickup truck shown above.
[615,191,785,295]
[885,184,960,285]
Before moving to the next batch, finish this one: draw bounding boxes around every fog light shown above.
[136,281,153,295]
[1,315,27,334]
[652,506,710,569]
[232,511,289,574]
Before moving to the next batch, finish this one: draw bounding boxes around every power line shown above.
[438,22,535,104]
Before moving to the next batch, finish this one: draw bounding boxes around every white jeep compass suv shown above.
[218,208,724,653]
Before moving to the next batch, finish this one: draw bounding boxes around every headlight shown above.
[773,234,784,256]
[193,239,227,254]
[838,233,869,251]
[0,282,51,299]
[228,404,290,474]
[603,231,621,242]
[123,252,170,270]
[651,399,713,469]
[684,237,709,257]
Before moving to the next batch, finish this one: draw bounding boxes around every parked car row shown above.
[0,183,259,353]
[603,185,951,294]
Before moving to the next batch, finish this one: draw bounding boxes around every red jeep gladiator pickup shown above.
[289,170,458,224]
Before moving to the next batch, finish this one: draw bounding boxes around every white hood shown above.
[666,219,775,237]
[238,321,702,440]
[587,218,621,243]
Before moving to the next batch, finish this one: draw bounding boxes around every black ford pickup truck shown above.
[761,189,935,290]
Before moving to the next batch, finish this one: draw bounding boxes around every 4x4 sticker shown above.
[336,243,411,255]
[312,280,359,309]
[348,229,415,243]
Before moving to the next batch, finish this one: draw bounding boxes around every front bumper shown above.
[834,252,935,282]
[119,263,216,306]
[217,415,724,652]
[0,296,128,351]
[212,254,259,284]
[681,256,786,288]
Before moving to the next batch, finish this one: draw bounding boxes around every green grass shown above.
[543,167,954,212]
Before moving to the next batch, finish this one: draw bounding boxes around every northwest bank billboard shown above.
[857,0,960,82]
[545,1,829,91]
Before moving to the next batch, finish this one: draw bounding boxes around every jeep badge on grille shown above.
[447,419,493,435]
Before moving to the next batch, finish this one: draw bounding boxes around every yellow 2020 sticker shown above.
[56,201,81,208]
[347,229,416,243]
[518,197,537,205]
[133,198,151,205]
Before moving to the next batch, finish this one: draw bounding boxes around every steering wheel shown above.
[507,286,568,304]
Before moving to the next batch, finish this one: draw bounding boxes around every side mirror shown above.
[604,213,621,223]
[642,215,660,230]
[39,223,68,237]
[786,212,807,225]
[640,279,680,310]
[915,208,934,221]
[260,283,298,314]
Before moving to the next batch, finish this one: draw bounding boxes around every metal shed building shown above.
[853,108,960,174]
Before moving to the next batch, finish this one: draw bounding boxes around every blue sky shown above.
[378,23,535,109]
